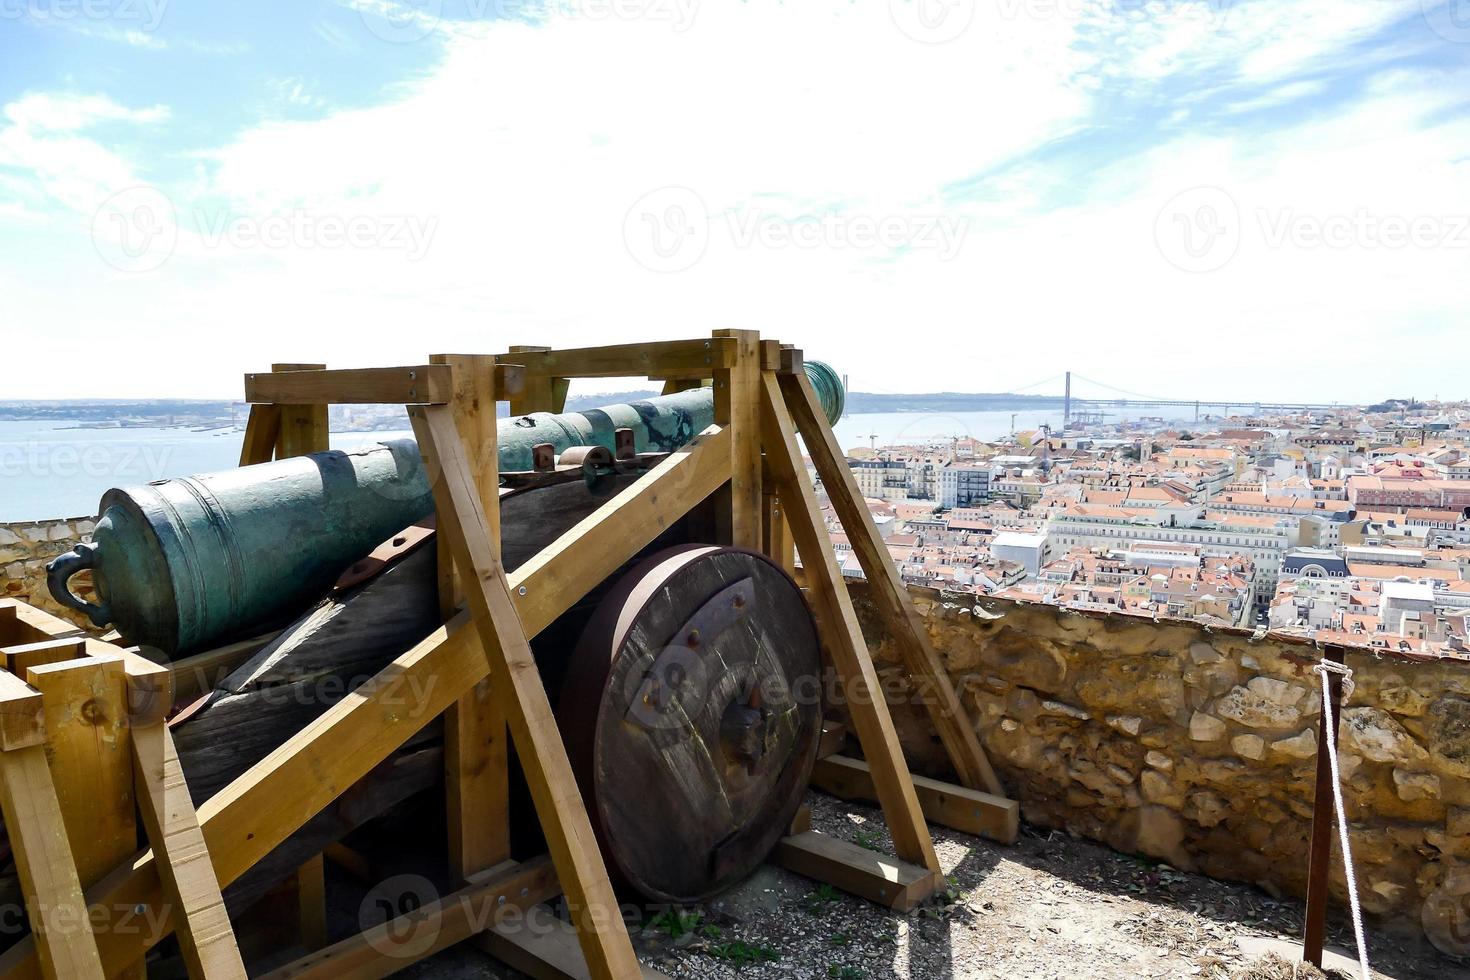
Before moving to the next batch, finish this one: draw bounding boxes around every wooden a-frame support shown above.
[0,332,1012,980]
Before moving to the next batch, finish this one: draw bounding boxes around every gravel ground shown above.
[401,790,1464,980]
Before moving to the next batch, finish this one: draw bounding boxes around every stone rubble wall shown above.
[0,518,97,627]
[848,584,1470,950]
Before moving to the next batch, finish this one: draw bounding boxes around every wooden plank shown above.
[0,670,44,752]
[499,338,734,379]
[432,353,511,884]
[712,329,761,550]
[812,755,1018,845]
[817,721,847,760]
[238,404,281,466]
[246,366,453,406]
[509,424,730,633]
[167,631,280,705]
[272,363,330,459]
[773,832,935,912]
[505,346,558,416]
[0,742,106,980]
[659,378,703,396]
[24,657,136,893]
[322,843,372,882]
[133,721,247,978]
[0,601,81,645]
[788,804,812,836]
[1,639,84,676]
[410,404,641,980]
[779,368,1005,798]
[759,370,940,879]
[297,855,327,952]
[261,858,559,980]
[0,444,730,980]
[476,908,670,980]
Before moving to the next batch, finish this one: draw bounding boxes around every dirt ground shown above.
[397,790,1464,980]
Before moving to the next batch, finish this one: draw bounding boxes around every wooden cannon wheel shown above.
[558,545,822,902]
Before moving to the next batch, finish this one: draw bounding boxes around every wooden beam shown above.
[1,639,84,677]
[509,424,730,634]
[0,601,81,645]
[133,721,247,978]
[432,353,511,884]
[712,329,761,550]
[812,754,1018,845]
[505,346,561,416]
[476,906,671,980]
[259,858,560,980]
[24,657,136,895]
[238,404,282,466]
[297,855,327,952]
[773,832,935,913]
[167,631,280,705]
[272,363,330,459]
[759,370,940,879]
[0,442,732,980]
[499,338,734,379]
[817,721,847,760]
[411,404,641,980]
[779,368,1005,798]
[246,366,454,406]
[0,670,104,979]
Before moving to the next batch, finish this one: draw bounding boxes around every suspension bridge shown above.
[1014,371,1341,422]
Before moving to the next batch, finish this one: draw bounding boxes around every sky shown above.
[0,0,1467,403]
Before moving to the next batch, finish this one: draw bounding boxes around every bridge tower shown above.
[1063,371,1071,425]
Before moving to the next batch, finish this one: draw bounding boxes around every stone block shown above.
[1213,676,1312,730]
[1341,706,1430,766]
[1271,729,1317,760]
[1105,714,1142,736]
[0,527,22,546]
[1144,750,1173,771]
[1189,711,1226,742]
[1394,769,1441,802]
[1232,734,1266,761]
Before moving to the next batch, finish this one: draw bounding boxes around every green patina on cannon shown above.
[47,363,845,656]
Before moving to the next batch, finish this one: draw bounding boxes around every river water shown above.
[1,405,1196,523]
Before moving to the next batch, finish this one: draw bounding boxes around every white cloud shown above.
[2,0,1466,403]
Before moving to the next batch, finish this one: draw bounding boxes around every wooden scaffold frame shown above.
[0,330,1017,980]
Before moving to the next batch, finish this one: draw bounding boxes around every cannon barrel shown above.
[48,362,845,655]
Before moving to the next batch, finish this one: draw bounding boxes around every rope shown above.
[1314,660,1371,980]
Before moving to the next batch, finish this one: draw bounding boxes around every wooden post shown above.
[272,363,330,459]
[506,346,568,416]
[24,657,136,891]
[1302,644,1346,969]
[778,361,1005,798]
[0,670,105,980]
[758,371,941,880]
[431,354,511,884]
[712,330,762,550]
[238,405,282,466]
[296,855,327,952]
[409,404,642,980]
